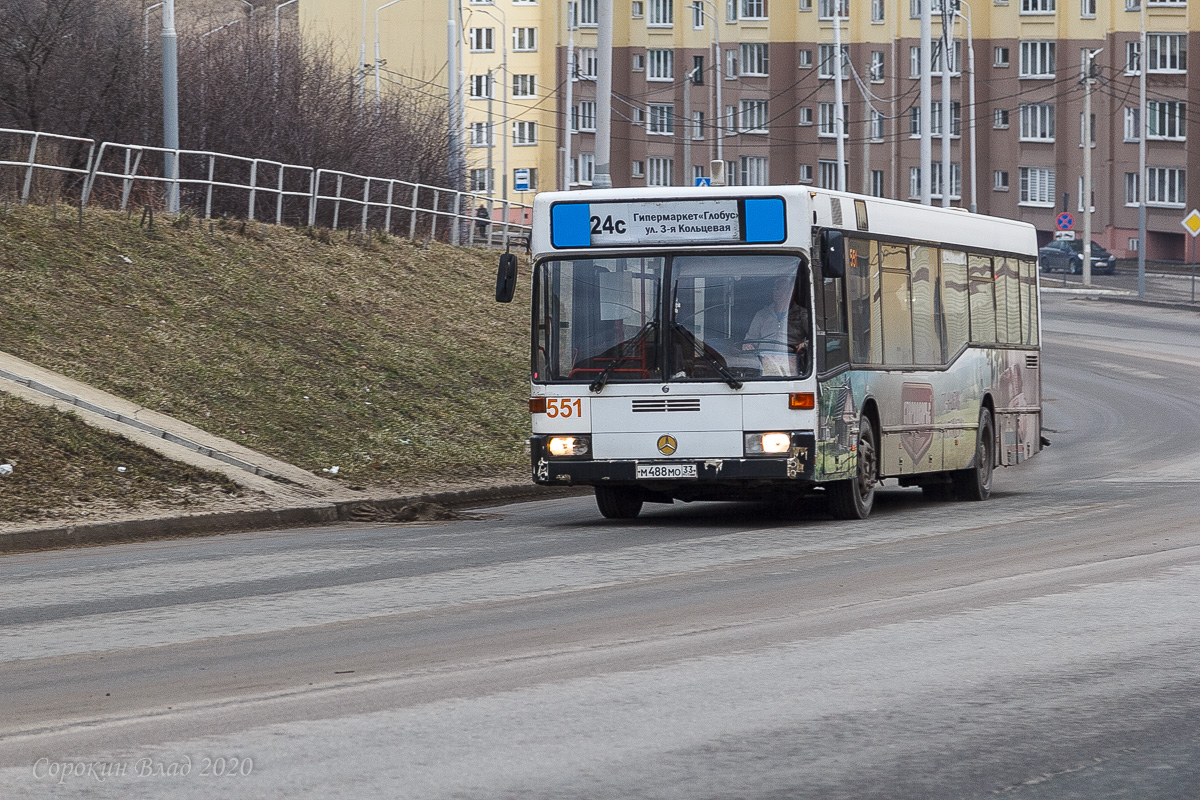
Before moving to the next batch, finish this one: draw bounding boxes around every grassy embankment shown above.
[0,204,530,522]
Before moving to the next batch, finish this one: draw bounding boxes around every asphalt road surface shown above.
[2,293,1199,799]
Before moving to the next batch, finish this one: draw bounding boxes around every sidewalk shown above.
[0,351,576,553]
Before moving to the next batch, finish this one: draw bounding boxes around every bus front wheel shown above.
[953,408,995,501]
[828,417,878,520]
[595,486,644,519]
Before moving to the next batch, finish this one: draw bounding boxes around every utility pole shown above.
[564,2,576,189]
[919,0,932,205]
[939,0,953,207]
[1137,2,1147,298]
[162,0,179,214]
[832,2,846,192]
[684,67,697,184]
[593,0,614,188]
[1082,48,1100,286]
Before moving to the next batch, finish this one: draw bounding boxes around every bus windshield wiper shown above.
[589,320,657,393]
[671,321,743,390]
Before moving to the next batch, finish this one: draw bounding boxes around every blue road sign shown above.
[1056,212,1074,230]
[514,169,530,192]
[694,177,712,187]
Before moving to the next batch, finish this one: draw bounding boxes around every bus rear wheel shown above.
[595,486,644,519]
[952,408,995,501]
[828,417,878,520]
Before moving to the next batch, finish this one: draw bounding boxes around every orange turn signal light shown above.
[529,397,547,414]
[788,392,815,410]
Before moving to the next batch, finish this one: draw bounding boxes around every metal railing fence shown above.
[1,127,530,247]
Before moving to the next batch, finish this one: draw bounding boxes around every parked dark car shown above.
[1038,239,1117,275]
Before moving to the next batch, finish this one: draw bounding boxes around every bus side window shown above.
[968,254,996,344]
[940,250,969,357]
[911,245,941,364]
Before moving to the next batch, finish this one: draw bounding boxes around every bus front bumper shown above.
[530,433,816,487]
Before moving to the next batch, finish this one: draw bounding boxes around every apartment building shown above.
[302,1,1194,258]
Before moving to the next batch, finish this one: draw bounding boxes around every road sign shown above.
[1182,209,1200,238]
[694,176,712,187]
[1055,212,1074,231]
[1054,231,1076,241]
[513,169,530,192]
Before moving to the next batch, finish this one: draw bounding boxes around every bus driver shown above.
[742,276,809,375]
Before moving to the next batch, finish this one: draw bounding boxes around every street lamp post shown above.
[472,5,508,200]
[1082,48,1101,287]
[162,0,179,213]
[374,0,406,111]
[273,0,298,90]
[692,1,722,164]
[955,1,977,213]
[832,0,846,192]
[237,0,255,26]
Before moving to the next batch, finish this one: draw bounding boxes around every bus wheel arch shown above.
[595,485,644,519]
[953,400,995,501]
[828,406,879,520]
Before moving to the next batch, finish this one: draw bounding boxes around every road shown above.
[2,293,1199,799]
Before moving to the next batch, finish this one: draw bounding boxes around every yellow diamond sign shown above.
[1183,209,1200,237]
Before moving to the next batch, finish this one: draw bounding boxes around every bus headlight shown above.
[745,432,792,456]
[548,436,590,457]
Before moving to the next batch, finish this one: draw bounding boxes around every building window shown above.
[909,167,921,199]
[931,162,961,199]
[576,153,595,185]
[631,1,644,18]
[740,156,769,186]
[648,103,675,134]
[1077,177,1095,212]
[799,164,814,183]
[871,110,884,141]
[692,55,705,84]
[724,105,737,134]
[799,49,813,69]
[1124,107,1140,141]
[1148,101,1186,140]
[512,121,537,145]
[633,108,645,125]
[727,0,739,22]
[1018,166,1056,206]
[725,48,738,79]
[512,74,536,99]
[1125,41,1140,75]
[740,99,769,132]
[799,107,813,126]
[1081,0,1096,16]
[693,1,704,27]
[1125,172,1139,206]
[870,170,884,197]
[994,46,1010,67]
[648,49,674,80]
[631,52,645,72]
[1147,167,1186,206]
[693,165,705,184]
[740,43,769,76]
[1021,0,1055,13]
[872,0,885,21]
[819,160,839,189]
[799,0,812,10]
[819,44,849,79]
[469,73,493,99]
[577,0,597,25]
[910,107,921,136]
[468,27,494,53]
[692,110,705,139]
[818,102,849,137]
[870,51,884,82]
[512,27,537,52]
[1079,112,1096,147]
[741,0,768,19]
[648,0,674,25]
[1147,34,1186,73]
[1019,41,1056,78]
[577,100,596,132]
[647,157,673,186]
[818,0,850,19]
[1019,103,1055,141]
[930,101,961,136]
[994,108,1010,129]
[994,170,1010,191]
[632,160,645,178]
[469,168,493,192]
[469,122,492,146]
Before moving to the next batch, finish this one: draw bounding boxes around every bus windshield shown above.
[533,254,810,384]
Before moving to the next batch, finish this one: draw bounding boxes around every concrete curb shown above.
[0,483,589,554]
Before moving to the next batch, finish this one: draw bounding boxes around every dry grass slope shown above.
[0,205,530,521]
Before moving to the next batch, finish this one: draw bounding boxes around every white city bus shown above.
[495,185,1043,519]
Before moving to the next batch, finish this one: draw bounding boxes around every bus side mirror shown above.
[495,253,518,303]
[820,230,845,278]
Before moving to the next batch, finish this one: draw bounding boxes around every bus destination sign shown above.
[550,197,786,249]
